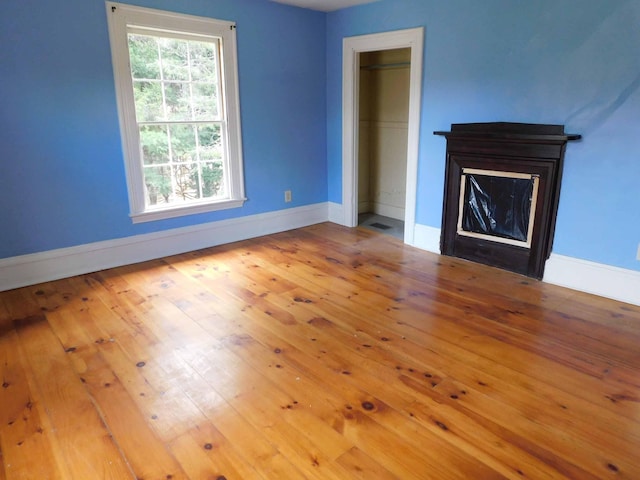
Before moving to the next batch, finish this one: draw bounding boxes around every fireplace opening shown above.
[458,169,539,248]
[435,123,580,279]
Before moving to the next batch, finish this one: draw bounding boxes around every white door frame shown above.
[341,27,424,245]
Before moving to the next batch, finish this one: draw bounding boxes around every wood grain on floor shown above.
[1,222,639,479]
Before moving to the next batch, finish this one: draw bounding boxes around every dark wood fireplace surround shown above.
[435,122,580,280]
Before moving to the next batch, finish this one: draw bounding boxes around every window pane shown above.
[128,34,160,80]
[197,124,222,161]
[201,161,225,198]
[173,163,199,200]
[143,165,172,205]
[132,81,164,122]
[190,42,218,82]
[159,38,189,81]
[192,82,219,119]
[164,82,192,121]
[140,125,169,165]
[169,124,197,163]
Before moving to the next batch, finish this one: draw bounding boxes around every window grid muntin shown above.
[128,32,222,122]
[139,122,226,207]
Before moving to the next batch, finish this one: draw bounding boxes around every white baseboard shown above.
[544,254,640,306]
[328,201,345,225]
[371,202,405,221]
[411,223,640,306]
[3,211,638,307]
[0,203,329,292]
[413,223,441,254]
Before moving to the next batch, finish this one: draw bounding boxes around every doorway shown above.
[357,48,410,241]
[341,28,424,246]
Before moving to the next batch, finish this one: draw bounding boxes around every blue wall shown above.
[327,0,640,271]
[2,0,639,274]
[0,0,327,258]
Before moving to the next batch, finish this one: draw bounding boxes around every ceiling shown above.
[270,0,379,12]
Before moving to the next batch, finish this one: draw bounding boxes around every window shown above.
[106,2,245,223]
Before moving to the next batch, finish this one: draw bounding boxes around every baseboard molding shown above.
[544,254,640,306]
[411,223,639,306]
[371,202,405,221]
[328,201,345,225]
[413,223,441,253]
[0,203,329,292]
[4,211,638,306]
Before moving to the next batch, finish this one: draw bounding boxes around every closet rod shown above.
[360,61,410,70]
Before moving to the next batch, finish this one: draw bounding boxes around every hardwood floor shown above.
[1,222,639,479]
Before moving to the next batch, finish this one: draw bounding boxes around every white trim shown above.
[3,213,638,306]
[0,203,328,292]
[411,223,640,306]
[544,254,640,306]
[413,223,441,254]
[342,27,424,247]
[130,198,247,224]
[328,202,344,224]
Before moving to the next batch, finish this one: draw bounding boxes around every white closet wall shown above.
[358,48,410,220]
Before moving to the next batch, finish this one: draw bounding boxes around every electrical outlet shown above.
[284,190,292,203]
[637,242,640,261]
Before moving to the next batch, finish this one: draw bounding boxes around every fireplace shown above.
[435,123,580,279]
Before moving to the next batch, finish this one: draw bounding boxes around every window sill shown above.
[130,197,246,224]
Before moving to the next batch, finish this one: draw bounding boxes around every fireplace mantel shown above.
[435,122,581,279]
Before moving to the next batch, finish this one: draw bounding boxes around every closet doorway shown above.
[341,28,423,246]
[357,48,410,241]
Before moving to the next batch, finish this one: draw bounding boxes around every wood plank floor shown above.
[1,222,639,479]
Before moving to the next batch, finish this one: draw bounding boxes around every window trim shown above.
[106,2,246,223]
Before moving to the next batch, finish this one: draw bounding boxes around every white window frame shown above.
[106,2,246,223]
